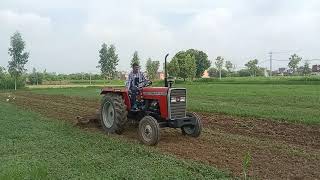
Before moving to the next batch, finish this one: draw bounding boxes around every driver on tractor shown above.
[126,63,148,110]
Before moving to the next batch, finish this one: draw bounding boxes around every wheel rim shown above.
[183,125,195,134]
[102,101,115,128]
[141,124,153,142]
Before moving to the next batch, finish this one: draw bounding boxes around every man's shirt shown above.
[125,71,147,90]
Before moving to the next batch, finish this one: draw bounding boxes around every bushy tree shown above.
[238,69,251,77]
[184,54,196,80]
[185,49,211,78]
[8,31,29,90]
[28,68,43,85]
[288,54,302,74]
[245,59,259,77]
[97,43,119,79]
[167,57,180,77]
[207,67,227,78]
[301,62,311,75]
[170,51,197,81]
[145,58,160,80]
[208,67,217,78]
[131,51,140,67]
[215,56,224,79]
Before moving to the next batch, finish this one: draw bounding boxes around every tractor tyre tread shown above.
[100,93,128,135]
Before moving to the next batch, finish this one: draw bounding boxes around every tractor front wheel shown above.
[100,93,128,134]
[181,112,202,137]
[138,116,160,146]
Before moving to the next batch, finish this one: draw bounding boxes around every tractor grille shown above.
[169,89,187,119]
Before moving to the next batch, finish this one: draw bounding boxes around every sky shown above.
[0,0,320,73]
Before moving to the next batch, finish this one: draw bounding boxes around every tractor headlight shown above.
[170,96,186,102]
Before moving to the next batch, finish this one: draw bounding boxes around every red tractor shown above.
[99,54,202,145]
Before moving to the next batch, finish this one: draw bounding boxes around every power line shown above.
[258,59,269,64]
[273,59,290,61]
[268,50,301,76]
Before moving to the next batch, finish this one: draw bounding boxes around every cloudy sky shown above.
[1,0,320,73]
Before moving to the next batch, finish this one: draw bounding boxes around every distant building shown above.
[312,65,320,72]
[286,69,294,75]
[278,68,286,75]
[117,71,128,80]
[312,65,320,75]
[157,72,165,80]
[202,70,209,78]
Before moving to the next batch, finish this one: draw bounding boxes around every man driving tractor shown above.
[126,63,148,110]
[100,54,202,146]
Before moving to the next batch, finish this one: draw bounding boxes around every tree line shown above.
[1,31,315,89]
[97,43,161,81]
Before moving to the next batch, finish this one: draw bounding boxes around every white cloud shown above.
[0,10,53,70]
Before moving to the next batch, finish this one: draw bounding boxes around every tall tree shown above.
[145,58,160,80]
[8,31,29,90]
[288,54,302,74]
[215,56,224,79]
[130,51,140,67]
[245,59,259,77]
[97,43,119,79]
[225,60,233,76]
[185,49,211,78]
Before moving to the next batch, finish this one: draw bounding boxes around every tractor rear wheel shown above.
[181,112,202,137]
[138,116,160,146]
[100,93,128,134]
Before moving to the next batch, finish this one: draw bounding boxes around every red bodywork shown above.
[101,87,169,119]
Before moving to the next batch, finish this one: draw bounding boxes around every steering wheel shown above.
[137,80,152,89]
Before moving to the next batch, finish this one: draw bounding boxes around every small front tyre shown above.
[138,116,160,146]
[181,112,202,137]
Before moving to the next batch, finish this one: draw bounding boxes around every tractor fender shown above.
[100,87,131,110]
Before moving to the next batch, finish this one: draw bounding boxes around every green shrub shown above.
[0,75,25,89]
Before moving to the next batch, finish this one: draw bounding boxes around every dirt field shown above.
[1,92,319,179]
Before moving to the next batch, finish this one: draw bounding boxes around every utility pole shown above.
[269,52,273,77]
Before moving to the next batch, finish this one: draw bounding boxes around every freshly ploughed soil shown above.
[1,92,319,179]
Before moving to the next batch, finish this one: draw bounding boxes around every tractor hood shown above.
[142,87,169,96]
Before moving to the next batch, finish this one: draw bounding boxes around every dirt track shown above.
[1,92,320,179]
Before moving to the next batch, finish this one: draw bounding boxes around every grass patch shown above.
[180,83,320,124]
[0,101,228,179]
[192,76,320,85]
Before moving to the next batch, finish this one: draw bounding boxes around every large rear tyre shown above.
[181,112,202,137]
[100,93,128,134]
[138,116,160,146]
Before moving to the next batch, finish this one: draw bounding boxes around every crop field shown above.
[1,79,320,179]
[29,80,320,124]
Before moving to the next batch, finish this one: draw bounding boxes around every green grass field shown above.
[27,79,320,124]
[0,101,228,179]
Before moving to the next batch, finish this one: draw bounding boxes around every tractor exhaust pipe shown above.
[164,53,169,87]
